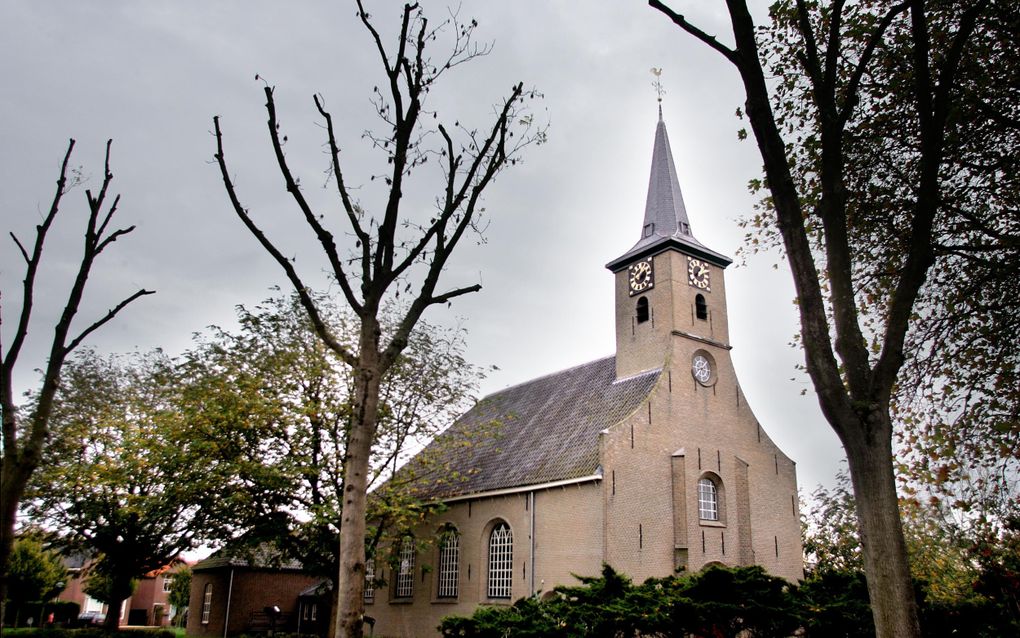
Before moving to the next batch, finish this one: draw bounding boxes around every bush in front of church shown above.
[438,564,801,638]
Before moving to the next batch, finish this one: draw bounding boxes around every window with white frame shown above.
[364,558,375,603]
[162,575,173,593]
[437,528,459,598]
[395,537,415,598]
[698,477,719,520]
[201,583,213,624]
[487,522,513,599]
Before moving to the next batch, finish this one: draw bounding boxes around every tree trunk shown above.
[0,460,28,627]
[335,358,382,638]
[104,598,124,631]
[843,410,921,638]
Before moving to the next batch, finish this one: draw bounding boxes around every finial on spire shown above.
[650,67,665,121]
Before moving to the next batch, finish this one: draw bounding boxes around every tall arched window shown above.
[487,522,513,599]
[437,528,460,598]
[698,477,719,521]
[695,294,708,320]
[636,297,650,323]
[395,536,415,598]
[201,583,213,624]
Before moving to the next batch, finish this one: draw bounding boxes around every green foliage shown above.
[7,537,68,604]
[795,570,873,638]
[82,568,136,606]
[166,565,191,621]
[441,561,1019,638]
[439,564,799,638]
[186,292,485,576]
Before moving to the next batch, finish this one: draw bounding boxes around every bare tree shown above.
[0,139,153,620]
[212,2,544,636]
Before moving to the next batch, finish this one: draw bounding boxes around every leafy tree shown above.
[0,140,152,623]
[167,565,191,627]
[188,293,484,580]
[649,1,1015,635]
[82,567,136,613]
[212,1,543,634]
[4,536,68,626]
[23,350,247,630]
[803,469,980,605]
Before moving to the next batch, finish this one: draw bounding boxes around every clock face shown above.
[688,257,711,291]
[628,259,654,295]
[692,354,712,384]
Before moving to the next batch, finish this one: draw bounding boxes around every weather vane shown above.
[651,67,665,119]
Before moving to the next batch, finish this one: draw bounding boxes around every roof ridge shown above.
[483,354,615,398]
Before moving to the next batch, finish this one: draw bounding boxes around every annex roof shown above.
[409,356,660,500]
[192,543,304,572]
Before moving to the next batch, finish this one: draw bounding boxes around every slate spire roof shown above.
[606,113,731,271]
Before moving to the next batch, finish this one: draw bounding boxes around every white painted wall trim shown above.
[441,473,603,504]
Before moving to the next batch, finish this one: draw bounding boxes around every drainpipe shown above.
[529,491,536,596]
[222,569,235,638]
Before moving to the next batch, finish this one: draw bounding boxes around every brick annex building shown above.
[367,113,804,637]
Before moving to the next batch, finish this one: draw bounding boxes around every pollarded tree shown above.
[0,140,152,621]
[212,2,543,635]
[649,1,1011,636]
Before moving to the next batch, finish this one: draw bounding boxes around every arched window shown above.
[395,536,415,598]
[437,528,460,598]
[201,583,213,624]
[487,522,513,599]
[636,297,650,323]
[698,477,719,521]
[695,294,708,320]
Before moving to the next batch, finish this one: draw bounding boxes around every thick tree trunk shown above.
[335,357,382,638]
[843,410,921,638]
[0,458,31,627]
[104,598,124,631]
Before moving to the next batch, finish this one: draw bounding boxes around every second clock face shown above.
[628,259,654,295]
[688,257,711,291]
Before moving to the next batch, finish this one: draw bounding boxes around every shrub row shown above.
[439,564,1017,638]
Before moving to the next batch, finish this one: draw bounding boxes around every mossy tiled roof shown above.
[413,356,660,499]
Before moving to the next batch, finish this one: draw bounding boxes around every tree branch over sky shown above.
[0,140,152,624]
[650,1,1012,636]
[212,2,544,635]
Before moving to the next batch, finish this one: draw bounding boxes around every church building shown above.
[368,113,803,637]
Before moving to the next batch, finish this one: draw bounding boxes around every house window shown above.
[437,528,460,598]
[636,297,650,323]
[395,537,415,598]
[695,294,707,320]
[698,477,719,521]
[201,583,212,624]
[310,603,317,622]
[364,559,375,603]
[162,576,173,593]
[487,522,513,599]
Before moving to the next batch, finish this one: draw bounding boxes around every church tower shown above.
[606,111,732,380]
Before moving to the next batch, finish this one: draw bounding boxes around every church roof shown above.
[410,356,660,500]
[606,113,731,271]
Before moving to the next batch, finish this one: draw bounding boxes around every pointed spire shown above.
[606,113,732,272]
[642,117,693,241]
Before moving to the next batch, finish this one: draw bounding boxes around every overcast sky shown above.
[1,1,844,495]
